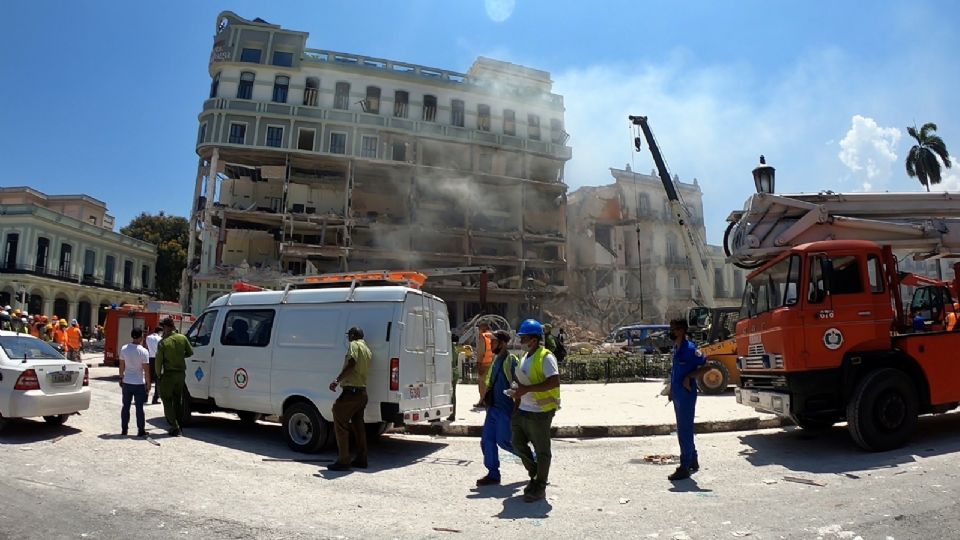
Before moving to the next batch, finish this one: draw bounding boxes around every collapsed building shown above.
[567,166,743,327]
[183,12,571,326]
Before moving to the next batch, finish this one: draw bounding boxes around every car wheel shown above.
[697,361,730,395]
[282,402,329,453]
[0,413,8,432]
[43,414,70,426]
[847,368,918,452]
[237,411,263,425]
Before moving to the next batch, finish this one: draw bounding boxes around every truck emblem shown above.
[823,328,844,350]
[234,368,249,389]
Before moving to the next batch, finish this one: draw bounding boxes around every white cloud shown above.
[939,159,960,191]
[484,0,515,22]
[837,115,901,183]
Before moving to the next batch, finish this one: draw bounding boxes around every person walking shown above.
[145,326,163,404]
[476,329,520,486]
[65,319,84,363]
[118,328,151,437]
[666,318,707,481]
[53,319,68,351]
[474,321,495,408]
[327,327,372,471]
[512,319,561,502]
[155,317,193,436]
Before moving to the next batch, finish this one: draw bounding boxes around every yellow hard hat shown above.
[45,324,53,330]
[59,319,68,326]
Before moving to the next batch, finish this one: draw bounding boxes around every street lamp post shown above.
[752,155,776,194]
[15,283,27,312]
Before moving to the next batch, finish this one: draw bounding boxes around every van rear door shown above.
[398,293,432,409]
[428,297,453,410]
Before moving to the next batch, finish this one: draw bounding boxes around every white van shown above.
[180,284,453,452]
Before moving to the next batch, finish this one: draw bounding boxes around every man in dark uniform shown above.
[667,318,706,481]
[328,327,371,471]
[155,317,193,436]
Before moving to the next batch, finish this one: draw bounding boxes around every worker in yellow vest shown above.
[474,321,495,408]
[511,319,561,503]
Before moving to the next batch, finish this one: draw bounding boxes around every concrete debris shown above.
[783,476,824,486]
[433,527,461,533]
[642,454,679,465]
[619,498,630,504]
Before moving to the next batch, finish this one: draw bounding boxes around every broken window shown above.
[550,118,567,144]
[361,135,378,158]
[503,109,516,136]
[451,99,465,127]
[303,77,319,106]
[272,75,289,103]
[528,114,541,140]
[477,104,491,131]
[394,90,409,118]
[240,47,261,63]
[364,86,381,114]
[393,142,407,161]
[329,132,346,154]
[237,72,255,100]
[422,95,437,122]
[297,129,315,151]
[266,126,283,147]
[228,123,246,144]
[209,72,220,98]
[334,82,351,110]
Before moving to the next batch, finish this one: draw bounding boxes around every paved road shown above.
[2,369,960,539]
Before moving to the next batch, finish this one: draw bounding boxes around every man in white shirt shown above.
[119,328,152,437]
[145,326,162,404]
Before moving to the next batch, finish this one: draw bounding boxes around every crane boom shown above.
[630,115,716,308]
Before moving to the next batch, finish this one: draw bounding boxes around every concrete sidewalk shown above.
[406,382,790,437]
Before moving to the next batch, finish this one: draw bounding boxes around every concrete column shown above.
[200,150,220,273]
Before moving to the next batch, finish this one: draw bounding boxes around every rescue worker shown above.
[65,319,84,362]
[474,321,495,408]
[328,326,372,471]
[476,329,520,486]
[0,311,10,331]
[543,323,557,353]
[43,323,54,341]
[512,319,561,502]
[155,317,193,436]
[666,318,706,481]
[53,319,68,350]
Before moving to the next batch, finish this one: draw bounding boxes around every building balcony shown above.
[200,98,572,160]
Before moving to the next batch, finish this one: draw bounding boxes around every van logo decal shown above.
[823,328,843,350]
[234,368,249,389]
[195,367,204,382]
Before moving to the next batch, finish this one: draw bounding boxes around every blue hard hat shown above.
[517,319,544,336]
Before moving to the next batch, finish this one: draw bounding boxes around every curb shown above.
[404,416,792,438]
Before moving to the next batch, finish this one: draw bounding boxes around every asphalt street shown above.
[2,368,960,539]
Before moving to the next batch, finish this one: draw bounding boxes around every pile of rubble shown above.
[542,309,607,344]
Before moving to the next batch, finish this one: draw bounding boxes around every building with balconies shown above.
[0,187,157,331]
[567,166,742,326]
[183,12,571,325]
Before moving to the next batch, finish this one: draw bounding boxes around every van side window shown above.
[867,254,884,293]
[186,311,216,347]
[221,310,275,347]
[830,255,864,295]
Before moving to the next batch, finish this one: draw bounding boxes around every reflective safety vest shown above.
[66,326,83,350]
[485,352,519,388]
[522,346,561,412]
[948,310,958,332]
[479,332,494,367]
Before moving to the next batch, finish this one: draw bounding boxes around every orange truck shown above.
[726,183,960,451]
[103,301,195,366]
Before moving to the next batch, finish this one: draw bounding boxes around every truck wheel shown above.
[847,368,919,452]
[698,361,730,395]
[283,402,329,453]
[237,411,263,425]
[43,414,69,426]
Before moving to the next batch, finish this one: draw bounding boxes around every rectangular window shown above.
[361,136,378,158]
[528,114,541,140]
[272,51,293,67]
[477,104,491,131]
[451,99,465,127]
[186,310,216,347]
[392,142,407,162]
[272,75,289,103]
[4,233,19,269]
[829,255,864,295]
[329,132,346,154]
[550,118,566,144]
[59,244,72,274]
[287,261,304,274]
[297,129,315,151]
[807,256,826,304]
[266,126,284,147]
[303,78,319,106]
[35,237,49,272]
[104,255,115,286]
[209,72,220,98]
[228,123,246,144]
[423,95,437,122]
[240,48,262,63]
[237,72,255,100]
[394,90,409,118]
[867,254,884,293]
[334,82,351,110]
[197,123,207,145]
[83,249,95,277]
[364,86,381,114]
[741,254,801,317]
[221,309,275,347]
[503,109,516,135]
[141,264,150,289]
[123,260,133,290]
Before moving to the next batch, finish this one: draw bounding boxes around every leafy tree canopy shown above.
[120,212,189,301]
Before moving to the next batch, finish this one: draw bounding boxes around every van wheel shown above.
[238,411,263,425]
[847,368,918,452]
[365,422,388,441]
[43,414,69,426]
[698,361,730,395]
[283,402,329,453]
[178,389,194,427]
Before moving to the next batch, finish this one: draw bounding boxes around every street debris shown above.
[731,532,753,537]
[762,478,777,485]
[782,476,824,487]
[642,454,679,465]
[619,498,630,504]
[432,527,461,533]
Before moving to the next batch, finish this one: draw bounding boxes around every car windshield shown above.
[0,336,64,361]
[740,254,801,319]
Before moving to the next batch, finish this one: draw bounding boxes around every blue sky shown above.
[3,0,958,244]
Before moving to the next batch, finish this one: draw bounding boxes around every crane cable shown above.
[630,121,644,321]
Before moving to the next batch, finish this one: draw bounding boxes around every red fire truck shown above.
[103,301,195,366]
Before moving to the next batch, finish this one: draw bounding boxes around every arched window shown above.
[237,72,255,100]
[272,75,289,103]
[303,77,319,106]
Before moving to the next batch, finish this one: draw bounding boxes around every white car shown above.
[0,330,91,431]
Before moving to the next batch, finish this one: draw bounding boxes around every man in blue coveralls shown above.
[667,317,706,481]
[476,329,520,486]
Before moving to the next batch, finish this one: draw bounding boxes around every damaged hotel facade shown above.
[183,12,571,326]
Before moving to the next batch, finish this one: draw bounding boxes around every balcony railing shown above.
[0,264,150,294]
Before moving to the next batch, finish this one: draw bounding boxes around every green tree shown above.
[905,123,952,191]
[120,212,190,301]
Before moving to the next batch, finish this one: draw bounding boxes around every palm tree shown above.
[905,122,952,191]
